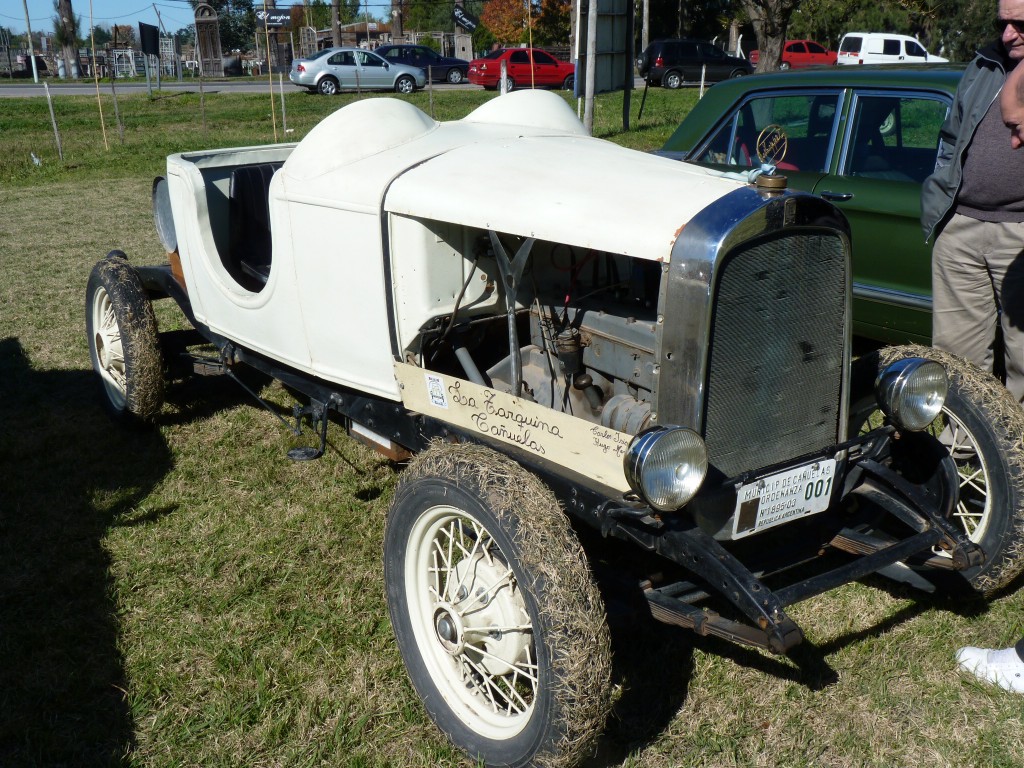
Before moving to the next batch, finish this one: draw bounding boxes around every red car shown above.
[467,47,575,91]
[749,39,837,70]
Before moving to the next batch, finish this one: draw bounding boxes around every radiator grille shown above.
[703,231,846,477]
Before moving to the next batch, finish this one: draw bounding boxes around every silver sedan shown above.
[289,47,426,95]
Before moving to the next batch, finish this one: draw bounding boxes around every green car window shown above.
[695,93,839,172]
[845,95,949,183]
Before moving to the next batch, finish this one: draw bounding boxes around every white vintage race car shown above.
[86,90,1024,768]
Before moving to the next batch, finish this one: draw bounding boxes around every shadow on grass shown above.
[0,337,173,766]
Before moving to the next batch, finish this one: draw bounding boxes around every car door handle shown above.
[820,191,854,202]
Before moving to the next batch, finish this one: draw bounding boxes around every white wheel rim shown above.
[404,504,536,739]
[91,285,127,410]
[937,405,992,545]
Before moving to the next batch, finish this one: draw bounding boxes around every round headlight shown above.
[624,426,708,512]
[875,358,948,431]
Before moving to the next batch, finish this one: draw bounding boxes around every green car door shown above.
[813,90,951,344]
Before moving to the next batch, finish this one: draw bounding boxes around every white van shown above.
[837,32,948,65]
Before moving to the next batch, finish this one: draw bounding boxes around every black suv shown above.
[638,39,752,88]
[375,44,469,84]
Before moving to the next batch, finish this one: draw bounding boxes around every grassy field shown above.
[2,83,1024,768]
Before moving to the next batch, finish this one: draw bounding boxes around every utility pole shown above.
[641,0,648,55]
[332,0,341,46]
[21,0,39,83]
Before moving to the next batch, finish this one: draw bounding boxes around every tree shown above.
[173,25,196,47]
[89,24,111,46]
[533,0,571,47]
[740,0,799,71]
[112,24,136,47]
[53,0,81,78]
[482,0,528,45]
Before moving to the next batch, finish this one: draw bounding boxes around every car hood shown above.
[278,90,749,262]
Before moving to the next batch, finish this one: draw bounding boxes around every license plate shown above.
[732,458,837,539]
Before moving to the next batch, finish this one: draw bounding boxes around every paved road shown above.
[0,78,479,98]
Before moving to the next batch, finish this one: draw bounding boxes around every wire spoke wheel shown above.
[385,442,612,767]
[408,505,537,735]
[91,285,128,410]
[850,345,1024,594]
[85,254,164,422]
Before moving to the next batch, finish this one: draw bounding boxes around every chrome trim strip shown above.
[852,282,932,311]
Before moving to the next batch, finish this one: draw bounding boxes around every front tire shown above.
[384,442,612,767]
[850,345,1024,594]
[85,254,164,422]
[446,68,464,84]
[395,74,416,94]
[662,70,683,89]
[317,76,339,95]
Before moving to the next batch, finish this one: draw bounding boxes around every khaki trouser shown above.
[932,213,1024,403]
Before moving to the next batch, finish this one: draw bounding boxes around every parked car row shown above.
[644,31,947,86]
[289,44,576,95]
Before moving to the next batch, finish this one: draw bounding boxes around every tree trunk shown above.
[740,0,791,72]
[57,0,80,78]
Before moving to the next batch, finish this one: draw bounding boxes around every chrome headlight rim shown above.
[624,425,708,512]
[875,357,948,432]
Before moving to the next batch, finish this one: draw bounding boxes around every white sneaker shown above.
[956,646,1024,693]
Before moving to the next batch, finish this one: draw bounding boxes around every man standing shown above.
[954,58,1024,696]
[921,0,1024,402]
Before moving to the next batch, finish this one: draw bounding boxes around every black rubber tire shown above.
[384,442,612,768]
[317,76,339,95]
[662,70,683,89]
[446,67,464,84]
[504,75,515,91]
[85,254,165,423]
[779,61,791,71]
[850,345,1024,595]
[730,69,748,78]
[562,74,575,91]
[395,74,416,94]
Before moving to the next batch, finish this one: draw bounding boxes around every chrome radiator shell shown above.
[653,187,852,478]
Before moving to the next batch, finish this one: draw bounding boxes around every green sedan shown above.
[661,65,965,345]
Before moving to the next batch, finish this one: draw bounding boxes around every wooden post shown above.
[263,2,278,142]
[279,72,288,134]
[583,0,598,134]
[89,0,108,150]
[43,82,64,161]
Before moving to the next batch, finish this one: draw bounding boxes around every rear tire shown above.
[85,254,165,423]
[780,61,791,71]
[663,70,683,89]
[317,76,339,95]
[446,68,464,84]
[562,74,575,91]
[385,442,612,767]
[730,68,748,78]
[849,345,1024,594]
